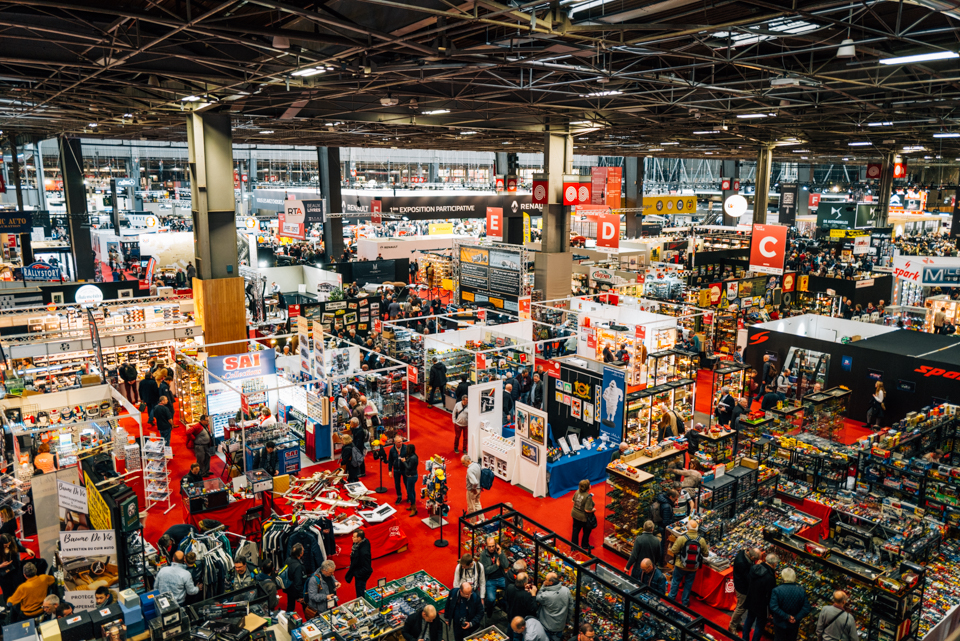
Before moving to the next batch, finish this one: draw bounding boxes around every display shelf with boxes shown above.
[765,402,806,437]
[672,348,699,380]
[670,378,696,432]
[713,311,738,357]
[645,350,678,386]
[708,363,747,429]
[624,389,654,447]
[603,461,655,557]
[577,560,642,641]
[693,429,735,472]
[175,356,206,426]
[425,347,472,388]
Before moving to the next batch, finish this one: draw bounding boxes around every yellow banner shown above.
[84,470,113,530]
[643,195,697,215]
[429,222,454,235]
[459,246,489,265]
[829,229,868,238]
[523,213,531,244]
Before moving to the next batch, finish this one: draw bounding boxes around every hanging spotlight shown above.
[273,35,290,49]
[837,39,856,58]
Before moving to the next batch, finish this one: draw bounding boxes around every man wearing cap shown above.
[667,520,709,607]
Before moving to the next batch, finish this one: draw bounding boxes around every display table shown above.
[777,495,832,542]
[692,565,736,611]
[327,515,408,567]
[546,446,613,498]
[182,495,258,529]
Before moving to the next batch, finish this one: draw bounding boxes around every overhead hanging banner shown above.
[22,261,62,281]
[0,211,33,234]
[596,212,621,249]
[778,183,798,226]
[486,207,504,241]
[643,195,696,215]
[749,223,788,275]
[207,350,277,382]
[280,200,307,240]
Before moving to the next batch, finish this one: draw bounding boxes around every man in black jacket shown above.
[153,396,174,445]
[387,435,406,503]
[443,583,484,641]
[743,553,780,641]
[427,361,447,404]
[502,384,516,426]
[283,543,306,614]
[654,490,678,568]
[729,547,761,633]
[530,373,546,411]
[119,360,139,405]
[344,529,372,599]
[625,521,662,579]
[139,374,159,415]
[253,441,279,476]
[716,386,736,426]
[401,605,442,641]
[503,572,537,623]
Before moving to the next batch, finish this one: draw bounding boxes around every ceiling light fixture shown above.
[422,109,450,115]
[933,132,960,138]
[848,141,872,146]
[570,120,594,125]
[736,114,768,119]
[867,122,893,127]
[880,51,958,64]
[88,123,97,127]
[567,0,614,17]
[460,131,478,135]
[273,35,290,49]
[693,130,720,134]
[837,38,856,58]
[181,95,202,102]
[661,142,680,145]
[581,90,622,97]
[292,67,326,77]
[258,130,275,134]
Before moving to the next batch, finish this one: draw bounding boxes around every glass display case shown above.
[625,389,653,446]
[784,347,831,399]
[578,561,641,641]
[604,463,655,557]
[708,363,748,429]
[765,403,805,437]
[713,311,738,357]
[646,350,677,386]
[693,429,736,472]
[670,379,695,431]
[672,348,699,380]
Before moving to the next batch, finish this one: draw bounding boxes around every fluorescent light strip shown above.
[581,90,622,97]
[568,0,614,17]
[848,141,872,146]
[933,132,960,138]
[661,142,680,145]
[867,122,893,127]
[460,131,478,135]
[879,51,959,65]
[693,130,720,134]
[736,114,767,119]
[422,109,450,115]
[292,67,325,77]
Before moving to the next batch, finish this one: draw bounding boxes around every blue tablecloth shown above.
[546,446,613,498]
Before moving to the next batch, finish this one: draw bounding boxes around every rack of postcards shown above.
[458,504,743,641]
[708,363,747,429]
[142,435,171,509]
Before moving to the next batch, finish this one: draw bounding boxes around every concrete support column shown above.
[753,146,774,225]
[428,162,439,184]
[186,110,245,357]
[34,139,47,212]
[797,164,811,218]
[58,137,95,280]
[624,156,644,238]
[494,152,509,176]
[249,156,258,186]
[318,146,344,260]
[535,131,574,300]
[721,159,741,226]
[876,152,896,228]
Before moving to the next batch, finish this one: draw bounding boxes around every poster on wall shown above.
[516,407,529,438]
[458,244,522,311]
[520,440,539,465]
[58,480,90,532]
[600,366,625,440]
[59,530,118,610]
[749,224,788,276]
[528,412,545,445]
[302,296,381,336]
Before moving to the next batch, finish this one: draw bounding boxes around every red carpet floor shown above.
[136,394,732,627]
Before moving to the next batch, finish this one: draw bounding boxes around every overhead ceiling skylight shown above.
[712,18,819,49]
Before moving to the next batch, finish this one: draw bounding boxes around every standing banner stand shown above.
[467,380,503,462]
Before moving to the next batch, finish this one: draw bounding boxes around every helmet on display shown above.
[60,407,74,422]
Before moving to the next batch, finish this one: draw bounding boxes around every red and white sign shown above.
[518,297,531,319]
[866,163,882,179]
[279,200,306,240]
[269,175,277,182]
[241,393,250,417]
[721,178,731,191]
[591,167,608,205]
[506,176,518,192]
[486,207,504,241]
[894,161,907,179]
[586,331,597,350]
[288,304,300,318]
[241,174,248,183]
[532,179,548,204]
[596,212,621,249]
[636,325,646,341]
[577,181,591,205]
[477,309,486,322]
[371,200,382,224]
[749,223,788,276]
[809,193,822,208]
[495,176,505,192]
[563,180,579,206]
[350,169,357,177]
[536,358,561,379]
[476,353,487,370]
[733,179,740,191]
[864,194,873,203]
[406,365,418,384]
[374,319,382,333]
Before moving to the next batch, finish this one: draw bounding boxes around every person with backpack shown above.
[254,560,281,613]
[305,559,339,616]
[282,543,307,614]
[187,414,215,477]
[667,520,709,607]
[570,479,596,551]
[651,490,678,567]
[462,455,483,517]
[119,359,139,405]
[341,434,362,483]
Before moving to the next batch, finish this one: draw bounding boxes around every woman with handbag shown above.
[570,479,596,551]
[867,381,886,427]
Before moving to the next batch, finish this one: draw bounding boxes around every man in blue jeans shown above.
[667,520,709,607]
[479,536,509,618]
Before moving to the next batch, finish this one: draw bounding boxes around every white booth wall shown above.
[753,314,895,343]
[254,265,342,294]
[356,235,474,261]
